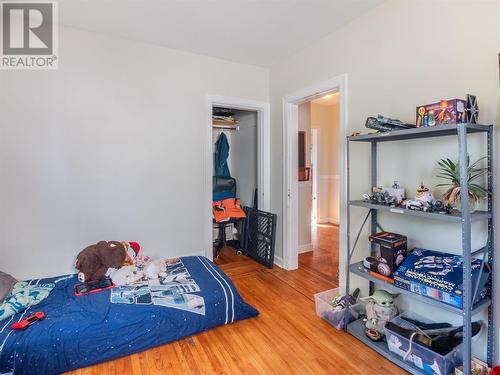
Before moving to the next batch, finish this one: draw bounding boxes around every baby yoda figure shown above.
[360,289,399,341]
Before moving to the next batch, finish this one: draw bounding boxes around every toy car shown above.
[11,311,45,330]
[405,200,423,211]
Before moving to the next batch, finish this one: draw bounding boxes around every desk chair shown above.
[213,176,243,259]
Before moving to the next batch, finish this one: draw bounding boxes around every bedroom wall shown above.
[269,0,499,360]
[230,110,258,208]
[0,26,269,280]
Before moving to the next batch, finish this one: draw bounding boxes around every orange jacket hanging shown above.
[213,198,246,222]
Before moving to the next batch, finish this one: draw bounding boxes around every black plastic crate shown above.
[241,207,277,269]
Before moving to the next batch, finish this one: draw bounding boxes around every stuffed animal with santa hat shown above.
[75,240,141,282]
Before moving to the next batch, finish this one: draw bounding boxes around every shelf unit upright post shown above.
[370,141,378,295]
[343,123,494,375]
[486,124,495,364]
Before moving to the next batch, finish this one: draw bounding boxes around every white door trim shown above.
[282,74,348,290]
[205,95,271,261]
[311,128,318,224]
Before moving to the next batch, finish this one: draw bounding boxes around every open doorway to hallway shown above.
[297,92,340,284]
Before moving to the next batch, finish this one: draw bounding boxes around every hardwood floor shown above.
[68,250,405,375]
[299,224,339,283]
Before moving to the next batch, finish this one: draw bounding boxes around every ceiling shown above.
[57,0,384,67]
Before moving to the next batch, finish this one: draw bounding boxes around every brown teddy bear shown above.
[75,241,140,282]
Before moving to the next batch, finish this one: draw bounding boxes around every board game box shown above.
[416,99,466,127]
[393,248,490,308]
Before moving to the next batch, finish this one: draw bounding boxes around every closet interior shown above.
[212,106,258,260]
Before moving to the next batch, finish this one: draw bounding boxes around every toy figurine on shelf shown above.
[415,182,434,203]
[363,188,396,206]
[465,94,479,124]
[362,182,453,214]
[361,289,399,341]
[363,184,404,207]
[331,288,360,312]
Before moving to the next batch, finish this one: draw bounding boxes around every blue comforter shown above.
[0,256,258,375]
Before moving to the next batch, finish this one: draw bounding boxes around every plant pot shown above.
[453,198,477,213]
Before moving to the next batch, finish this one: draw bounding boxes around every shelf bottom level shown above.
[347,318,426,375]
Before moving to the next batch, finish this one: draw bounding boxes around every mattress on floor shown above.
[0,256,258,375]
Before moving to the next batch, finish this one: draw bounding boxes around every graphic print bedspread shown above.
[0,256,258,375]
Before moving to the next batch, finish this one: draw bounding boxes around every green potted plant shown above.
[436,157,489,213]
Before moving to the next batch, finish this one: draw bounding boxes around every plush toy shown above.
[360,289,399,341]
[110,265,144,286]
[134,255,151,269]
[75,241,140,282]
[143,259,167,280]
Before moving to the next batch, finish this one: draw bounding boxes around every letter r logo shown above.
[2,2,54,55]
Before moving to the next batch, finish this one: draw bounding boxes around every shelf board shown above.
[349,262,491,315]
[349,200,492,223]
[348,123,491,142]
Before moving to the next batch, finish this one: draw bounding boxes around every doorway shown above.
[296,93,341,283]
[282,74,348,289]
[205,95,271,263]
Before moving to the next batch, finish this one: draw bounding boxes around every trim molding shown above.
[299,181,313,188]
[317,217,339,225]
[319,174,340,180]
[274,255,284,268]
[298,243,313,253]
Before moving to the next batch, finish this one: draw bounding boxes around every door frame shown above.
[311,128,318,225]
[282,74,348,288]
[204,95,271,260]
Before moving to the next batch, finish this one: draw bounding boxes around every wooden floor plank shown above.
[298,224,339,283]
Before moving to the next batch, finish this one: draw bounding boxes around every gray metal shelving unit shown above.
[344,123,494,375]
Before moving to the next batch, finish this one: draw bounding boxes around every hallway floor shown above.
[299,224,339,284]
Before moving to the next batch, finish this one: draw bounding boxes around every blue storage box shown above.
[393,249,490,308]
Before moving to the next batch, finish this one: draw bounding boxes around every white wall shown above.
[0,26,269,280]
[231,110,258,208]
[311,101,340,224]
[270,0,499,361]
[298,102,312,248]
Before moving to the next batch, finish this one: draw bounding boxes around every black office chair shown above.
[213,176,243,258]
[213,176,236,201]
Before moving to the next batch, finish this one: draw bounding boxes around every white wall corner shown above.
[298,243,313,253]
[274,255,284,268]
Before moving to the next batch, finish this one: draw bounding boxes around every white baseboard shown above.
[183,250,206,258]
[317,217,339,225]
[274,255,284,268]
[298,243,313,253]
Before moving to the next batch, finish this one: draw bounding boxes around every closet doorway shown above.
[205,96,270,264]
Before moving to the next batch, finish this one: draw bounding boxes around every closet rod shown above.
[213,125,239,131]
